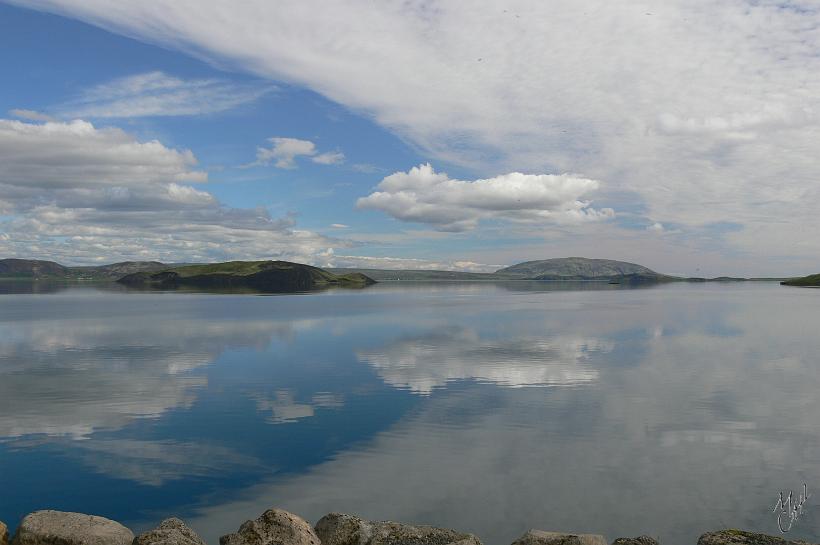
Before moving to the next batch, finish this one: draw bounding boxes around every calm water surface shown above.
[1,282,818,545]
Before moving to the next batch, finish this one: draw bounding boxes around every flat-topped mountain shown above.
[496,257,663,280]
[118,260,376,292]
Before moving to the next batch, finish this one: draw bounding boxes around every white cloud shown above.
[0,119,350,264]
[312,150,345,165]
[256,137,315,168]
[61,71,271,118]
[330,223,348,229]
[14,0,820,261]
[253,137,344,169]
[357,163,613,232]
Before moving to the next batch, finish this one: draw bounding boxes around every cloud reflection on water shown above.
[357,327,611,394]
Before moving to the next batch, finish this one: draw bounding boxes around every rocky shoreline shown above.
[0,509,813,545]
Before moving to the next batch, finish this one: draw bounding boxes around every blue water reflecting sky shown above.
[1,282,818,545]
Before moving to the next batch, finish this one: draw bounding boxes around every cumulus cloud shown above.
[0,119,348,264]
[253,137,344,169]
[14,0,820,260]
[60,71,271,118]
[357,163,613,231]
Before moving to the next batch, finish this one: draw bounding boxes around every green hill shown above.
[118,260,376,292]
[781,274,820,287]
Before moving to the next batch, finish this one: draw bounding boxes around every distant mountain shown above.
[324,268,512,281]
[118,260,376,292]
[0,259,168,280]
[781,273,820,287]
[0,259,68,279]
[496,257,665,281]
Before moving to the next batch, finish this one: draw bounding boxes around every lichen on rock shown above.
[697,529,813,545]
[612,537,659,545]
[11,511,133,545]
[509,529,607,545]
[315,513,482,545]
[132,518,205,545]
[219,508,320,545]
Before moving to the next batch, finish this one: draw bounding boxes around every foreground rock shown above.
[697,530,813,545]
[315,513,482,545]
[12,511,133,545]
[2,521,8,545]
[220,509,320,545]
[510,529,607,545]
[133,519,205,545]
[612,538,659,545]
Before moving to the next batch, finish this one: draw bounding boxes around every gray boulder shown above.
[510,530,607,545]
[697,530,813,545]
[220,509,319,545]
[612,538,659,545]
[2,520,8,545]
[12,511,133,545]
[132,519,205,545]
[314,513,482,545]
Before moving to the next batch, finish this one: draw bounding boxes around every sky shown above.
[1,1,819,276]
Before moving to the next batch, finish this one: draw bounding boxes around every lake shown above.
[0,281,818,545]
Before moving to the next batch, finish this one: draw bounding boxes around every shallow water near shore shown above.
[1,281,818,545]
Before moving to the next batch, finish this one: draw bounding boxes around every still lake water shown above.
[1,281,818,545]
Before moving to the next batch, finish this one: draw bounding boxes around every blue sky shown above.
[2,1,820,276]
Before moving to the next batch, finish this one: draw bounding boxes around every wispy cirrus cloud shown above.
[8,108,55,122]
[59,71,271,118]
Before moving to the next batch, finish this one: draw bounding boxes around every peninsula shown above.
[781,273,820,287]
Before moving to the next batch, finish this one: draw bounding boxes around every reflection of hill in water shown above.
[0,280,98,295]
[0,279,372,296]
